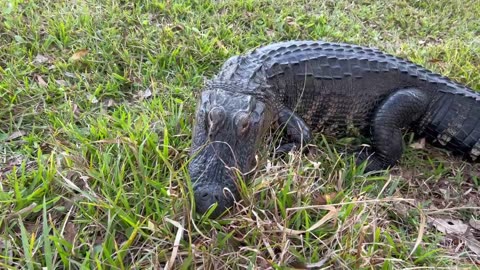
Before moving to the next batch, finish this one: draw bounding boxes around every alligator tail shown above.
[423,91,480,160]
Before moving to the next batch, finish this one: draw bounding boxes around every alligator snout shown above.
[193,184,236,218]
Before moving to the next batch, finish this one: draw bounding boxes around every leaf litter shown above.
[69,49,89,61]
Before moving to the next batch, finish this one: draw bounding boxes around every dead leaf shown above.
[409,210,426,258]
[410,138,426,149]
[428,58,443,64]
[55,80,68,86]
[285,16,296,26]
[164,217,184,270]
[280,205,338,235]
[288,260,307,269]
[72,103,80,116]
[105,99,115,108]
[394,201,410,219]
[470,219,480,230]
[36,75,48,87]
[7,130,26,141]
[5,203,37,220]
[266,29,275,37]
[87,94,98,104]
[305,256,330,269]
[255,256,273,269]
[465,230,480,255]
[69,49,89,61]
[64,221,77,244]
[79,175,90,182]
[143,88,152,99]
[171,24,184,31]
[430,218,469,234]
[216,40,226,51]
[33,54,49,65]
[64,72,76,78]
[313,192,337,205]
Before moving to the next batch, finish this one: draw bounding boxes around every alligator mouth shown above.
[192,180,239,218]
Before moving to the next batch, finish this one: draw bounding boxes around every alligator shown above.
[188,40,480,218]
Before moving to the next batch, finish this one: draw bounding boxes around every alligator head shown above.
[188,86,273,218]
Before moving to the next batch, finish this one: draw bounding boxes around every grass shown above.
[0,0,479,268]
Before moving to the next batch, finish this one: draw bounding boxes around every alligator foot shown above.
[354,148,391,172]
[357,87,430,172]
[275,143,299,155]
[277,107,312,146]
[274,142,314,156]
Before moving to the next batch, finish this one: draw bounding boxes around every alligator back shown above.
[190,40,480,216]
[214,41,479,138]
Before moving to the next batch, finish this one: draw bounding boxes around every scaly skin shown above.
[189,40,480,218]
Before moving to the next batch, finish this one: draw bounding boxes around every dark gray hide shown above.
[189,88,272,218]
[189,40,480,218]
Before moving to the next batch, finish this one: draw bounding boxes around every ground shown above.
[0,0,479,269]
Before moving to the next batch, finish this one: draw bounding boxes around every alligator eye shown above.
[208,107,226,127]
[236,114,250,135]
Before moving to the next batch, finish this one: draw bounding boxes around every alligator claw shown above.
[354,149,390,173]
[277,107,312,145]
[275,143,299,155]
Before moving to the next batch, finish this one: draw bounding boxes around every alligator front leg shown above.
[275,106,312,154]
[358,88,431,172]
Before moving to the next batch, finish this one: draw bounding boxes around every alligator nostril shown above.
[194,186,236,218]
